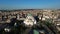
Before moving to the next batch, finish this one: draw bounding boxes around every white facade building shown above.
[24,14,36,27]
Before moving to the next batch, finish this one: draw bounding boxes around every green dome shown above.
[27,14,32,16]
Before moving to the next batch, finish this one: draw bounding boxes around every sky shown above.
[0,0,60,10]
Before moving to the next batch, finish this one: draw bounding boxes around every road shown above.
[22,27,32,34]
[40,23,54,34]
